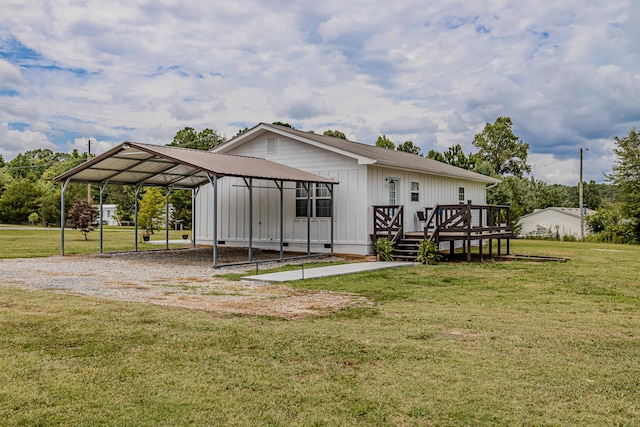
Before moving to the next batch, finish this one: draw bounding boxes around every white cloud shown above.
[0,0,637,184]
[0,123,56,160]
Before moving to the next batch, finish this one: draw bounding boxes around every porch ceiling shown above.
[55,141,337,188]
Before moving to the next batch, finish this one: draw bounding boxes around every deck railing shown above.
[372,205,404,243]
[424,201,512,242]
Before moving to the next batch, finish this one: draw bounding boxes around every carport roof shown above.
[55,141,337,188]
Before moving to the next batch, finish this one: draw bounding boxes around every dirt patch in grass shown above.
[0,248,371,319]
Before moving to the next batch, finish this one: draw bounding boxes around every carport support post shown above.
[60,178,70,255]
[191,187,199,248]
[99,181,108,254]
[207,174,218,269]
[165,187,172,250]
[278,180,284,261]
[243,178,253,263]
[134,185,142,252]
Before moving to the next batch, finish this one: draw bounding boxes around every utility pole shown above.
[579,148,588,241]
[87,139,92,203]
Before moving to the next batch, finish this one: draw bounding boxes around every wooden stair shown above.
[392,232,423,261]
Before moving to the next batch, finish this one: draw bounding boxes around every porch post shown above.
[60,178,70,255]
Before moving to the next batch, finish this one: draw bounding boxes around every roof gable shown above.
[520,207,595,220]
[214,123,500,184]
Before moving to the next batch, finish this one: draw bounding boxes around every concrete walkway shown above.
[241,261,414,284]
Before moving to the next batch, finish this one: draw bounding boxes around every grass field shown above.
[0,232,639,425]
[0,225,192,258]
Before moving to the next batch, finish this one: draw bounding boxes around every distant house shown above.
[518,207,595,239]
[194,123,501,255]
[94,203,119,226]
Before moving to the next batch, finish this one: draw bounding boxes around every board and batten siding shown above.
[195,134,372,254]
[367,166,489,233]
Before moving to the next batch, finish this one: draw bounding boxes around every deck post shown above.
[278,180,284,261]
[466,201,472,262]
[330,184,334,253]
[306,181,311,255]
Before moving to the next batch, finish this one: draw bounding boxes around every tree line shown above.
[0,120,638,243]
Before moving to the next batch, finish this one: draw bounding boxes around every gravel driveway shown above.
[0,248,370,319]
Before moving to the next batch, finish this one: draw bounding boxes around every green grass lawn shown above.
[0,225,192,257]
[1,237,639,425]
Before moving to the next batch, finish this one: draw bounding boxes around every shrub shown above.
[375,237,395,261]
[416,240,442,265]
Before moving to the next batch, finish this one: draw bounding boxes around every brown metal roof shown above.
[216,123,501,184]
[55,141,337,188]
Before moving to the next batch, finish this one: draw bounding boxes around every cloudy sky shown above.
[1,0,638,184]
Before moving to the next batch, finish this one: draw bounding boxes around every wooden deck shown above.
[372,202,513,262]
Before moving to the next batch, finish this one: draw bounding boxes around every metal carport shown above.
[55,141,337,268]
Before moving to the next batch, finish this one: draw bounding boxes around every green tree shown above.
[375,135,395,150]
[565,180,602,210]
[67,198,97,240]
[28,212,39,225]
[168,127,226,151]
[487,176,538,235]
[6,149,67,180]
[472,117,531,177]
[272,121,294,128]
[426,149,446,163]
[169,189,192,229]
[323,130,347,139]
[235,127,249,137]
[0,153,5,168]
[396,140,421,155]
[138,187,166,233]
[443,144,474,169]
[605,128,640,242]
[0,178,43,224]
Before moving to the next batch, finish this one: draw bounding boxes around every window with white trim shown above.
[410,181,419,203]
[388,179,398,205]
[296,183,332,217]
[458,187,465,202]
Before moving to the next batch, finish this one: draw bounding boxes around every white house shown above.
[518,207,595,239]
[95,203,119,226]
[194,123,500,256]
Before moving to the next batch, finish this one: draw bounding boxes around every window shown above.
[410,181,419,203]
[315,184,332,217]
[296,183,332,217]
[458,187,465,202]
[267,137,277,154]
[296,183,309,217]
[388,179,398,205]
